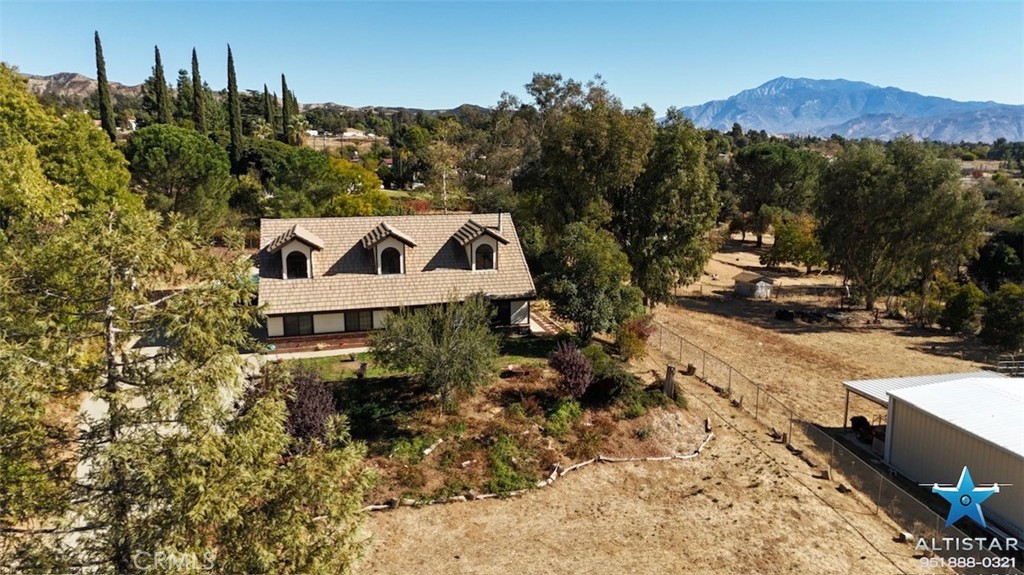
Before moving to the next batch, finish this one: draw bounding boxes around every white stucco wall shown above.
[510,300,530,325]
[280,240,312,279]
[313,312,345,334]
[470,235,499,271]
[375,237,407,274]
[267,316,284,337]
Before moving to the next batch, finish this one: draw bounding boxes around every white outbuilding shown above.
[884,377,1024,538]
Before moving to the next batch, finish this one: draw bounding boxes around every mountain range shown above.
[22,72,1024,142]
[680,77,1024,142]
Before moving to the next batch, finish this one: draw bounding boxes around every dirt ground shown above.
[360,400,925,575]
[356,237,983,575]
[663,235,987,427]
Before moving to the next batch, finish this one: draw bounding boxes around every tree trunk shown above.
[756,233,763,248]
[865,290,876,311]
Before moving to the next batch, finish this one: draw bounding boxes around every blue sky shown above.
[1,1,1022,113]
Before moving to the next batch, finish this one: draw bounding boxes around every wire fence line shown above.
[651,321,1022,575]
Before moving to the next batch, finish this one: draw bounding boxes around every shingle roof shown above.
[360,222,417,248]
[453,219,509,246]
[266,224,324,253]
[258,213,536,315]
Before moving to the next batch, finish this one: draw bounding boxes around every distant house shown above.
[342,128,366,139]
[258,213,536,340]
[732,271,775,299]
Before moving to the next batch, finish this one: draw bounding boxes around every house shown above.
[257,213,536,340]
[732,271,775,299]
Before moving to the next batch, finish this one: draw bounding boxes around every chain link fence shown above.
[650,321,1022,575]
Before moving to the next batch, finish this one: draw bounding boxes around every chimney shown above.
[498,213,504,232]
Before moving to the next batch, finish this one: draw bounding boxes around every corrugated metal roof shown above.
[843,371,1005,406]
[889,377,1024,457]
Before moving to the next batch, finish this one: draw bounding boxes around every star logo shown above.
[932,466,999,528]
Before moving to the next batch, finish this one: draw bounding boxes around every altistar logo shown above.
[931,466,1000,528]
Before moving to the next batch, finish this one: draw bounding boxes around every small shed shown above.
[732,271,775,299]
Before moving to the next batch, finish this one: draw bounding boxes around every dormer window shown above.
[456,218,509,271]
[381,247,402,274]
[266,224,324,280]
[475,244,494,270]
[286,252,309,279]
[361,222,417,276]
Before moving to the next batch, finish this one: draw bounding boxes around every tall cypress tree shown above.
[227,45,243,171]
[191,48,206,133]
[153,46,172,124]
[263,83,272,124]
[281,74,292,145]
[94,31,116,141]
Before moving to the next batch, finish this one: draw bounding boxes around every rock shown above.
[401,498,416,506]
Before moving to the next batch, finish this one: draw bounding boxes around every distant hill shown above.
[24,72,143,101]
[23,71,485,118]
[680,77,1024,142]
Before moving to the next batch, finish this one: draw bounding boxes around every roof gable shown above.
[360,222,417,248]
[266,224,324,253]
[453,219,509,246]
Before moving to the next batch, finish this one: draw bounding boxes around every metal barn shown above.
[885,377,1024,538]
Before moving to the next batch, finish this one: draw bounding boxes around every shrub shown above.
[486,435,535,494]
[548,342,593,399]
[285,368,337,445]
[615,314,656,360]
[544,399,582,439]
[581,343,615,378]
[980,283,1024,351]
[940,283,985,335]
[370,294,499,411]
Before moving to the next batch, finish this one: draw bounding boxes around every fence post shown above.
[787,409,793,443]
[702,351,706,380]
[678,338,682,362]
[754,385,760,420]
[876,475,882,515]
[728,367,732,396]
[659,326,663,350]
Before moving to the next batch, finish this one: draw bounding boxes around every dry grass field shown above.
[354,237,991,574]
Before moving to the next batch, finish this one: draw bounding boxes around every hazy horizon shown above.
[2,1,1022,113]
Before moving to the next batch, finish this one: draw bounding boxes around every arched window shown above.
[286,251,308,279]
[475,244,494,270]
[380,247,402,275]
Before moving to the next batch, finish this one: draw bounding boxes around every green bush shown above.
[615,314,655,361]
[486,435,535,494]
[582,343,615,377]
[981,283,1024,351]
[940,283,985,335]
[544,399,582,439]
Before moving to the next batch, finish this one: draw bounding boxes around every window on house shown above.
[344,310,373,332]
[380,247,402,274]
[475,244,494,270]
[283,314,313,336]
[286,251,309,279]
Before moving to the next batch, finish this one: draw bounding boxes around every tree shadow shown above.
[499,333,562,361]
[672,294,861,336]
[332,375,427,453]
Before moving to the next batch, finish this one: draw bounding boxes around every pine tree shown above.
[152,46,172,124]
[191,48,206,133]
[281,73,292,144]
[227,45,243,171]
[94,31,116,141]
[0,207,373,573]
